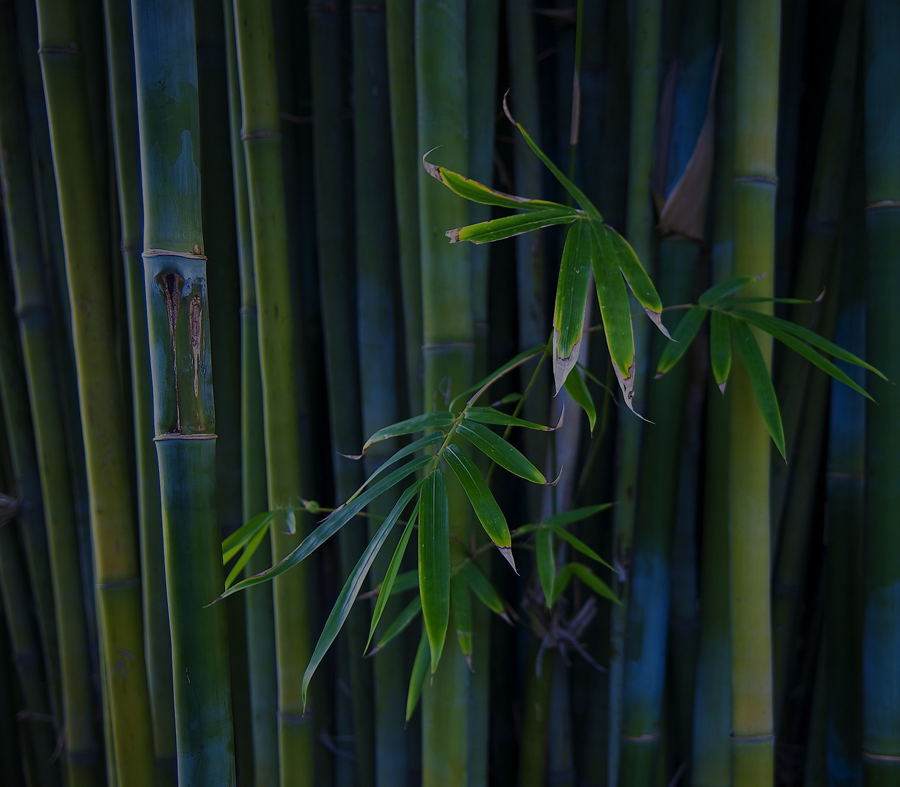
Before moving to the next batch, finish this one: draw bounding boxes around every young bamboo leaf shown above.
[224,523,269,589]
[222,508,279,563]
[457,421,547,484]
[450,343,547,411]
[366,507,419,652]
[444,444,516,572]
[542,503,613,527]
[553,219,593,392]
[422,150,570,212]
[460,561,513,624]
[537,526,556,607]
[419,470,450,672]
[302,481,423,705]
[451,574,473,668]
[655,306,707,377]
[371,595,422,654]
[218,456,432,598]
[549,525,614,571]
[348,431,445,499]
[563,368,597,433]
[600,224,670,339]
[447,208,579,245]
[698,274,758,306]
[406,628,430,722]
[709,310,732,392]
[361,412,454,454]
[731,319,786,459]
[549,563,619,606]
[465,406,560,432]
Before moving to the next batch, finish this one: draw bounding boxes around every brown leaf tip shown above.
[499,546,518,575]
[422,147,443,181]
[502,89,516,126]
[445,228,461,243]
[718,382,727,395]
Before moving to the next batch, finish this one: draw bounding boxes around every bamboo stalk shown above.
[131,0,236,781]
[233,0,315,781]
[0,596,27,787]
[0,12,100,782]
[35,0,159,780]
[729,0,780,780]
[862,0,900,779]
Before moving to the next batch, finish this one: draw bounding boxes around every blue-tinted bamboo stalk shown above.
[862,0,900,780]
[0,15,100,782]
[35,0,159,780]
[233,0,315,781]
[101,1,178,780]
[416,2,473,784]
[608,3,662,782]
[224,4,279,783]
[729,0,780,780]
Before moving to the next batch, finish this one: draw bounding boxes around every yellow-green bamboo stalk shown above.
[35,1,157,782]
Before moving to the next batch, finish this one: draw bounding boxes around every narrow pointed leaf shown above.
[709,310,732,392]
[385,570,419,596]
[372,595,422,653]
[444,444,515,571]
[550,563,619,606]
[349,431,445,500]
[537,526,555,607]
[362,412,454,453]
[219,456,432,597]
[698,274,756,306]
[718,295,819,306]
[549,524,613,571]
[563,368,596,433]
[457,421,547,484]
[448,208,578,245]
[223,508,279,563]
[553,219,593,391]
[419,470,450,672]
[450,343,547,411]
[303,482,423,705]
[731,319,786,459]
[465,406,558,432]
[224,523,269,589]
[451,575,473,667]
[542,503,613,527]
[460,561,512,623]
[366,507,418,652]
[656,306,707,377]
[406,628,430,722]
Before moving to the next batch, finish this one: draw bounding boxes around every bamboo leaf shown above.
[371,595,422,654]
[542,503,613,527]
[655,306,707,377]
[465,406,559,432]
[218,456,432,598]
[553,219,593,391]
[361,412,454,454]
[698,274,758,306]
[457,421,547,484]
[537,526,555,607]
[349,432,445,500]
[563,367,596,433]
[444,444,516,572]
[550,563,619,606]
[222,508,279,563]
[447,208,579,245]
[385,570,420,596]
[422,150,570,212]
[460,561,513,623]
[731,319,786,459]
[450,343,547,411]
[302,482,423,705]
[419,470,450,672]
[549,524,613,571]
[451,574,473,667]
[224,523,269,589]
[284,506,296,535]
[709,310,732,392]
[366,506,418,652]
[406,628,430,722]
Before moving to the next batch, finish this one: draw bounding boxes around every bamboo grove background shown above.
[0,0,895,785]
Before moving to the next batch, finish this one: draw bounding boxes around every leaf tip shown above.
[422,147,443,180]
[499,546,518,575]
[546,466,564,487]
[645,308,672,340]
[446,228,461,243]
[502,88,516,125]
[338,451,363,461]
[718,382,727,395]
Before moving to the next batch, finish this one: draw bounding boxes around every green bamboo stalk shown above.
[729,0,780,780]
[548,656,575,787]
[608,2,662,782]
[0,598,27,787]
[225,1,279,783]
[100,0,178,780]
[131,0,236,781]
[0,14,101,782]
[233,0,315,781]
[416,2,473,784]
[519,642,555,787]
[862,0,900,779]
[803,648,827,787]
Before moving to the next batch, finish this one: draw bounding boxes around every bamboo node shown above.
[732,175,778,187]
[862,751,900,762]
[153,433,217,441]
[865,199,900,212]
[241,129,281,142]
[143,248,208,260]
[37,44,80,56]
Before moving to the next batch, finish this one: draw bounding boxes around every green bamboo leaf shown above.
[549,524,613,571]
[361,411,455,453]
[349,432,445,501]
[386,569,420,596]
[371,595,422,654]
[419,470,450,672]
[591,224,636,411]
[542,503,613,527]
[444,444,516,572]
[465,406,558,432]
[553,219,593,392]
[709,310,732,393]
[448,208,578,245]
[457,421,547,484]
[224,523,269,589]
[655,306,707,377]
[600,224,670,340]
[451,574,473,667]
[717,295,820,306]
[563,368,596,433]
[406,628,430,722]
[302,481,423,706]
[450,343,547,411]
[698,274,758,306]
[730,319,786,459]
[537,526,556,607]
[365,507,419,653]
[460,561,513,623]
[549,563,619,606]
[729,308,888,381]
[422,150,569,212]
[222,508,279,563]
[219,456,432,598]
